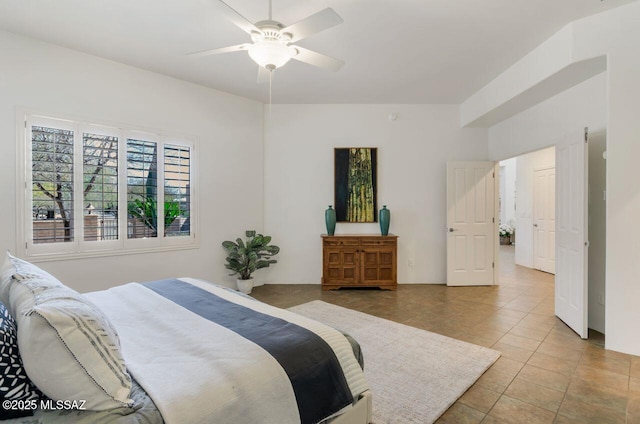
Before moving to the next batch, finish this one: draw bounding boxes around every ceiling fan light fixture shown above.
[248,41,295,70]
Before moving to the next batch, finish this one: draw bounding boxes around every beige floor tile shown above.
[479,415,511,423]
[492,342,535,363]
[486,395,555,424]
[535,341,584,362]
[476,367,517,393]
[573,363,630,392]
[579,352,630,377]
[456,332,503,348]
[435,402,485,424]
[564,377,628,413]
[543,331,588,351]
[627,390,640,422]
[507,324,550,341]
[458,385,502,413]
[526,352,578,377]
[489,357,525,376]
[557,396,625,424]
[517,364,571,392]
[504,377,564,412]
[494,308,528,320]
[498,333,542,351]
[515,318,556,332]
[630,357,640,379]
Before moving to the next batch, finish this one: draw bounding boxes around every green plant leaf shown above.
[222,240,238,251]
[245,230,256,238]
[252,235,264,247]
[265,245,280,255]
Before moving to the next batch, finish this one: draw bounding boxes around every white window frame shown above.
[17,110,198,261]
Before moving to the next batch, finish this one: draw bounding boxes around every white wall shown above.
[263,105,488,284]
[514,147,556,269]
[588,131,606,334]
[499,158,516,227]
[488,73,607,161]
[460,24,576,127]
[0,30,264,292]
[603,50,640,354]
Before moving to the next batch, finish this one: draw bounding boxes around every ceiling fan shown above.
[189,0,345,83]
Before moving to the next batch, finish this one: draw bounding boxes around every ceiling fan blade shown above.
[257,66,272,84]
[292,46,344,71]
[210,0,261,35]
[187,44,249,57]
[280,8,343,43]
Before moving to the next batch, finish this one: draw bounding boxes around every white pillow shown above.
[2,253,132,411]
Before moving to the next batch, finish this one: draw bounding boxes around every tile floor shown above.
[251,245,640,423]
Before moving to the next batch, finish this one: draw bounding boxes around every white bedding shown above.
[85,278,368,424]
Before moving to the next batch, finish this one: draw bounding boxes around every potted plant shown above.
[499,224,514,245]
[222,230,280,294]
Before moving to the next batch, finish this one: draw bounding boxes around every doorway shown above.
[496,133,607,338]
[498,146,556,272]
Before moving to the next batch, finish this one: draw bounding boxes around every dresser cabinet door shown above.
[360,248,395,284]
[324,247,359,285]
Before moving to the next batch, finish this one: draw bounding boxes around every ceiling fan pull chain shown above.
[269,70,273,121]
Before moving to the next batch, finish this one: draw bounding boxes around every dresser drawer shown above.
[323,238,359,247]
[360,238,397,247]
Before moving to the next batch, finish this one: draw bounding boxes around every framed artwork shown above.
[334,148,377,222]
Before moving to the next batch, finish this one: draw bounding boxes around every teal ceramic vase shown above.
[379,205,390,236]
[325,205,336,236]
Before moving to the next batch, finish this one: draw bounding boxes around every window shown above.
[84,133,119,242]
[31,125,75,244]
[164,144,191,237]
[127,139,159,239]
[19,114,196,259]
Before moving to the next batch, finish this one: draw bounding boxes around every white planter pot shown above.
[236,278,254,294]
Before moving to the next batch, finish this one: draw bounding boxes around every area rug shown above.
[288,301,500,424]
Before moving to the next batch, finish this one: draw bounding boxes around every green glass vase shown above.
[379,205,390,236]
[325,205,336,236]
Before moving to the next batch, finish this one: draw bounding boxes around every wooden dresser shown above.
[321,234,398,290]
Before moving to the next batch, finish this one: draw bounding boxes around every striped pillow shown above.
[2,253,132,411]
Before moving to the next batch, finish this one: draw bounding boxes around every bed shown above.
[0,254,372,424]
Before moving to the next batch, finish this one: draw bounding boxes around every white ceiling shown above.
[0,0,633,104]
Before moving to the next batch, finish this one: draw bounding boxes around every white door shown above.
[533,167,556,274]
[555,129,589,338]
[446,162,496,286]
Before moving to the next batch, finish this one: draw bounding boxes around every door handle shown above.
[533,224,538,227]
[448,228,457,233]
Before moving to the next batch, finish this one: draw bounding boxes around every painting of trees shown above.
[334,148,377,222]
